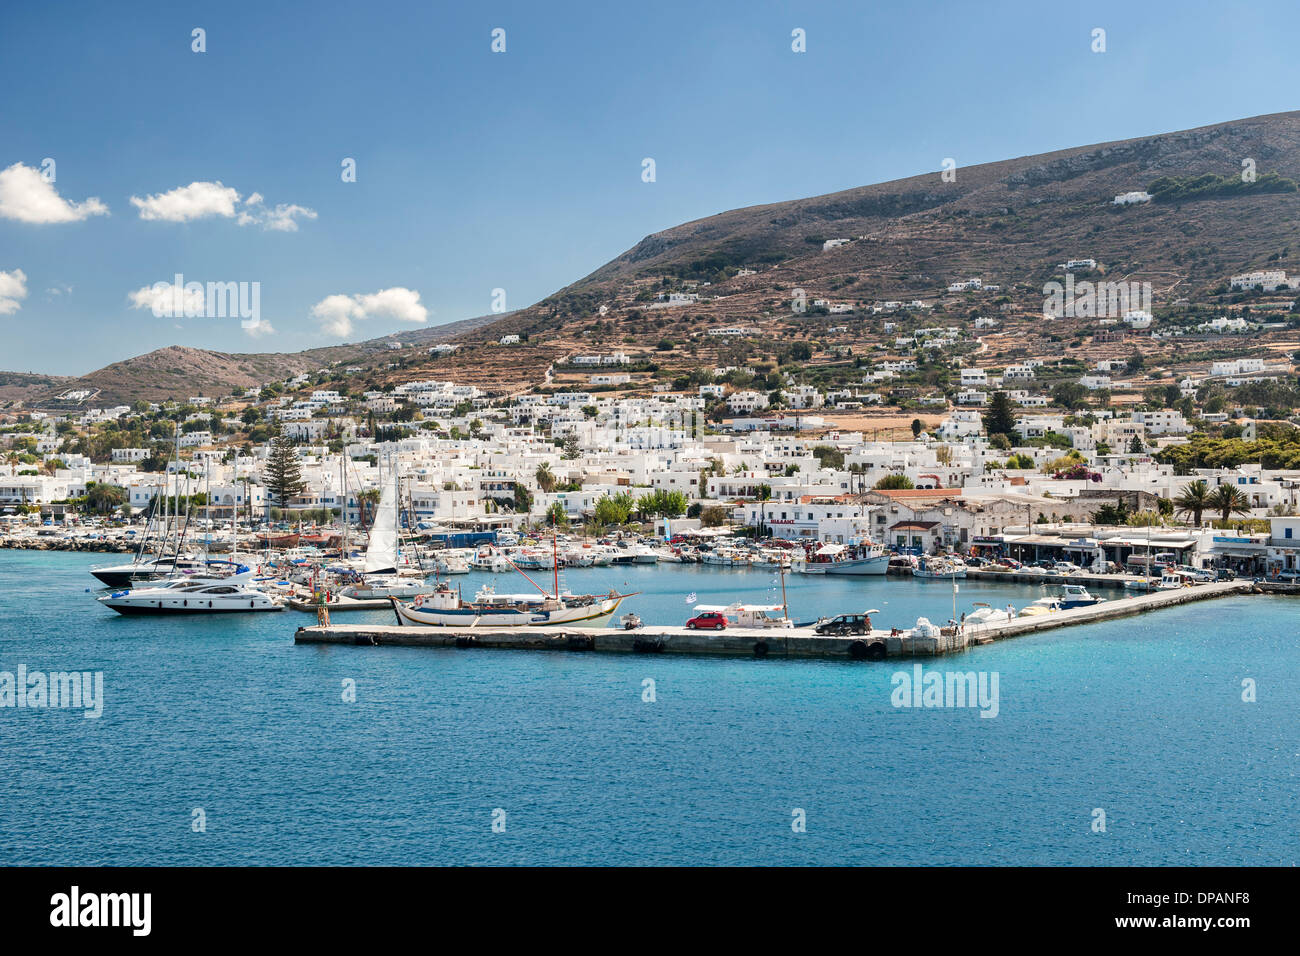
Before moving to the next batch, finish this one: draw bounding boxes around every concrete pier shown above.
[293,581,1255,660]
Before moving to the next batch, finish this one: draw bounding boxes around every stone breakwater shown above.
[0,536,137,553]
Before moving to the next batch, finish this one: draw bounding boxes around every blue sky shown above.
[1,0,1297,374]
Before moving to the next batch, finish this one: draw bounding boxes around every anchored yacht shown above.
[98,569,283,615]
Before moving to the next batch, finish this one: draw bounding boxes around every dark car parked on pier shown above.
[815,613,870,636]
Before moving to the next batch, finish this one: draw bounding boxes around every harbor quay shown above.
[294,580,1254,660]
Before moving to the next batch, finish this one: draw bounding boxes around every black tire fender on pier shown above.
[753,640,769,658]
[865,641,887,661]
[848,640,870,660]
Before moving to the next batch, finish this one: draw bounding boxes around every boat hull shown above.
[823,555,891,576]
[101,603,284,615]
[391,595,624,627]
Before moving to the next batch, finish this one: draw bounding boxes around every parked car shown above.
[1275,569,1300,582]
[685,611,728,630]
[815,613,871,636]
[1175,565,1214,583]
[1052,562,1082,574]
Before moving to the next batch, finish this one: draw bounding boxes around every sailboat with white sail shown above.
[340,462,436,599]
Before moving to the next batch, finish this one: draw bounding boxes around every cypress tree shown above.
[983,390,1016,439]
[264,433,306,509]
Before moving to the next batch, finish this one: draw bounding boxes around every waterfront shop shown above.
[1206,533,1269,577]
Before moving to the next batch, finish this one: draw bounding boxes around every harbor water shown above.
[1,549,1296,865]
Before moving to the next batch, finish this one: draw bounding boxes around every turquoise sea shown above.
[0,549,1296,865]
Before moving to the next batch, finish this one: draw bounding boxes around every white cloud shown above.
[131,180,317,230]
[0,163,108,224]
[128,280,204,317]
[239,193,317,232]
[261,202,318,232]
[0,268,28,314]
[130,181,239,222]
[244,319,276,339]
[311,287,428,337]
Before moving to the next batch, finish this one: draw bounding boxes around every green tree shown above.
[910,418,923,439]
[982,391,1016,439]
[1090,500,1130,526]
[83,482,127,515]
[1173,479,1211,528]
[873,474,915,490]
[699,505,730,528]
[593,492,634,528]
[535,461,556,493]
[1209,484,1251,524]
[264,433,306,510]
[811,445,845,470]
[636,488,688,518]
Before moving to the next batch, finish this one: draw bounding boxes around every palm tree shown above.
[1209,484,1251,524]
[535,461,556,493]
[1173,479,1211,528]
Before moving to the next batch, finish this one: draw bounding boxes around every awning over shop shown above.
[1102,537,1195,549]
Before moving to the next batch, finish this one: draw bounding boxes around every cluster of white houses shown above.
[5,358,1300,574]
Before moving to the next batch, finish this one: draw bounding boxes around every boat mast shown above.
[779,561,789,619]
[552,516,559,599]
[340,452,347,555]
[203,458,210,565]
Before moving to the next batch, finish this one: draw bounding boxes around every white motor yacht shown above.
[98,570,283,615]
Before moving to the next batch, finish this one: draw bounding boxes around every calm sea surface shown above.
[1,549,1296,865]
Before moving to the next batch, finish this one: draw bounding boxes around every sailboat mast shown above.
[552,518,559,598]
[779,562,788,619]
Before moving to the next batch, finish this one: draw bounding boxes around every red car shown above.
[685,611,728,630]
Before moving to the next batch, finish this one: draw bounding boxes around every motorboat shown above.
[692,603,793,629]
[912,557,967,579]
[701,547,748,567]
[89,553,208,589]
[612,542,658,564]
[434,551,471,575]
[1051,584,1106,608]
[794,543,889,575]
[469,546,514,572]
[341,574,436,600]
[98,568,283,615]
